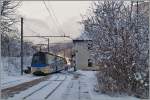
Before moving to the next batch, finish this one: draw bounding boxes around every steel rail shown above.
[44,75,67,99]
[23,75,60,100]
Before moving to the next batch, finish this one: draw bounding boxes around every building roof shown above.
[73,39,92,43]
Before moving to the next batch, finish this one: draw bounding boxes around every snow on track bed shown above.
[1,75,50,99]
[61,72,91,100]
[61,71,139,100]
[1,75,41,89]
[5,73,67,100]
[3,71,140,100]
[22,75,60,100]
[2,79,23,85]
[24,74,67,100]
[44,75,67,99]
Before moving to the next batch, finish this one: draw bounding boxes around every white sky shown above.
[17,1,92,44]
[18,1,91,23]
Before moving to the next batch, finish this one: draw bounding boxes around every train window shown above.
[32,54,46,64]
[46,54,55,64]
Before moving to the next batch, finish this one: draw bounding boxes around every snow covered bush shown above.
[82,1,149,99]
[1,56,32,76]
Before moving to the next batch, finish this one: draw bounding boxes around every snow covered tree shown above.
[82,1,149,98]
[0,1,37,75]
[0,0,21,57]
[0,0,20,34]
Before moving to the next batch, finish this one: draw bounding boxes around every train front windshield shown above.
[31,53,46,67]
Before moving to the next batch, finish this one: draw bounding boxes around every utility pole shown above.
[64,49,65,58]
[40,45,42,51]
[48,38,49,52]
[137,1,138,27]
[21,17,23,75]
[135,1,139,37]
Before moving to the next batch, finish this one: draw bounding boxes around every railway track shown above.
[21,74,67,100]
[2,75,38,86]
[1,75,50,99]
[22,75,60,100]
[44,75,67,99]
[2,73,68,100]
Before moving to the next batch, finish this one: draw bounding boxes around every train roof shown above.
[34,51,65,59]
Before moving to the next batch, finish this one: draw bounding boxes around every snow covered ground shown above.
[1,74,42,89]
[1,57,41,89]
[2,70,140,100]
[78,71,140,100]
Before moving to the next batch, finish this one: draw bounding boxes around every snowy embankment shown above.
[76,71,140,100]
[1,56,32,76]
[3,70,140,100]
[6,73,70,100]
[1,56,41,89]
[1,75,42,89]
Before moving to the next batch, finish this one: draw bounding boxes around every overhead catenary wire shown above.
[47,2,66,36]
[45,1,69,53]
[42,0,60,35]
[45,2,67,59]
[43,0,65,35]
[16,21,70,43]
[42,0,66,36]
[20,24,49,49]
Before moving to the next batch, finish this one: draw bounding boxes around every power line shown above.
[42,0,60,34]
[16,19,51,38]
[42,0,66,36]
[47,2,65,35]
[20,22,70,40]
[24,35,70,38]
[43,0,59,32]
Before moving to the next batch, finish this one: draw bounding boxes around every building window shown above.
[87,42,92,50]
[88,59,92,67]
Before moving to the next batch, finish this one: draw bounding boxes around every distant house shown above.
[71,39,93,70]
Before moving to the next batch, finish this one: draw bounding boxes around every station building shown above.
[71,39,93,70]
